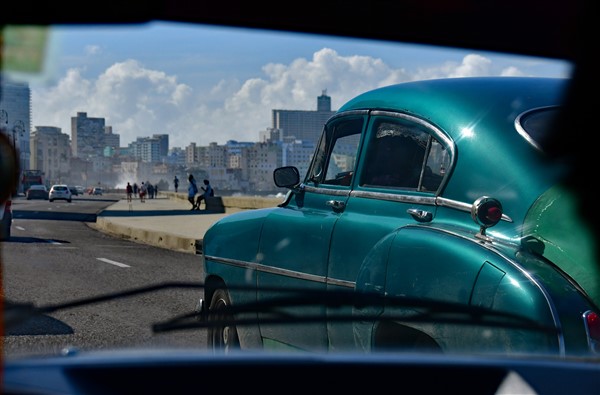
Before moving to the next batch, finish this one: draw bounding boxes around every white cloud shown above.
[84,45,101,55]
[500,66,527,77]
[32,51,530,148]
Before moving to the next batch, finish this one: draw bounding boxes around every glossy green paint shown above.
[203,77,599,355]
[339,77,569,229]
[256,192,339,351]
[378,227,560,353]
[524,184,600,308]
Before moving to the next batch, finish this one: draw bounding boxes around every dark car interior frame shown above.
[1,0,596,384]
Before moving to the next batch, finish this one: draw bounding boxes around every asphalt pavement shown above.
[90,195,249,255]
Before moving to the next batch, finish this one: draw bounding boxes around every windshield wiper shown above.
[151,284,556,335]
[2,281,557,336]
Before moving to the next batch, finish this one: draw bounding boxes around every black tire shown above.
[207,288,240,353]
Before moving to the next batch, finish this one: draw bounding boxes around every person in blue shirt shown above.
[173,176,179,193]
[195,179,213,210]
[188,174,199,210]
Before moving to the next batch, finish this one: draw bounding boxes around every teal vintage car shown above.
[201,77,600,356]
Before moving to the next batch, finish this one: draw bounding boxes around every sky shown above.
[19,21,573,149]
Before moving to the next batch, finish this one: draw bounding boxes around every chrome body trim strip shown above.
[206,222,564,354]
[303,185,351,197]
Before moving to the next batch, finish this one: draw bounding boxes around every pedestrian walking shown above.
[188,174,199,209]
[126,182,133,202]
[173,176,179,193]
[148,182,154,199]
[133,183,138,198]
[139,182,147,202]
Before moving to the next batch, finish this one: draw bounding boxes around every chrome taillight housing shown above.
[583,310,600,353]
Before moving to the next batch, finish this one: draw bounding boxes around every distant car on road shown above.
[92,187,103,196]
[48,184,72,203]
[0,198,12,240]
[25,184,49,200]
[68,186,79,196]
[75,186,85,195]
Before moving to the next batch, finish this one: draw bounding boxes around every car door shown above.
[256,113,367,351]
[325,111,452,350]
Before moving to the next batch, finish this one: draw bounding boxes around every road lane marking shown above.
[97,257,130,268]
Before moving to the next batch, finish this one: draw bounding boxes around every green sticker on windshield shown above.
[1,25,49,73]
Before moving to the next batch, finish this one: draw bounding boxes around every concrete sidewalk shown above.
[90,196,255,254]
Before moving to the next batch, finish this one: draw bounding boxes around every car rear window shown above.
[515,106,561,152]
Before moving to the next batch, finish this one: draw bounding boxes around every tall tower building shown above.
[317,90,331,112]
[30,126,71,185]
[0,79,32,172]
[104,125,121,154]
[153,134,169,159]
[71,112,106,158]
[271,91,336,143]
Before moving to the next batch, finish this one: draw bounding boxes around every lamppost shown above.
[0,110,24,155]
[1,109,23,196]
[12,120,25,154]
[0,109,7,133]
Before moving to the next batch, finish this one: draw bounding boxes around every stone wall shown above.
[161,191,284,210]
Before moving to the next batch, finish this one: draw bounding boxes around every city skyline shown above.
[12,22,571,149]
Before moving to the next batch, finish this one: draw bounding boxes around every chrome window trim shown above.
[366,110,454,195]
[327,109,370,122]
[349,190,513,223]
[312,110,454,195]
[369,110,454,149]
[514,105,561,152]
[303,185,351,197]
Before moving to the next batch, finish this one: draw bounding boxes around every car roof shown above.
[339,77,568,130]
[337,77,569,229]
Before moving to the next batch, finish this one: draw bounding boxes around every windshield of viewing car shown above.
[1,20,588,365]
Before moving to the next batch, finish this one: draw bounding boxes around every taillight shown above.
[583,310,600,353]
[5,200,11,211]
[471,196,505,240]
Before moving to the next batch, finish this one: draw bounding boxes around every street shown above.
[1,195,207,358]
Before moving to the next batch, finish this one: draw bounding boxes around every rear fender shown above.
[355,225,558,353]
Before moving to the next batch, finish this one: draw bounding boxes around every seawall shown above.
[160,191,284,210]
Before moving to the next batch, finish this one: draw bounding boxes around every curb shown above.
[91,218,200,255]
[91,194,283,255]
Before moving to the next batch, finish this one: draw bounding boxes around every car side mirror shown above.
[273,166,300,188]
